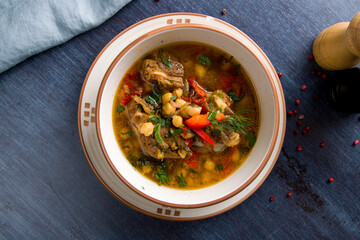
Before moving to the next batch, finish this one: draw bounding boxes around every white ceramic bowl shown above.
[96,23,283,208]
[78,13,285,219]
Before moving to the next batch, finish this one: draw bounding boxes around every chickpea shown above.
[173,98,186,108]
[179,103,202,118]
[162,92,172,103]
[172,88,183,98]
[204,160,215,170]
[163,102,176,116]
[172,115,184,128]
[142,165,152,174]
[140,122,154,137]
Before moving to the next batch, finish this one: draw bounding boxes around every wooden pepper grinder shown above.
[312,11,360,70]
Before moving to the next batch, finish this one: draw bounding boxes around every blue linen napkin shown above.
[0,0,131,73]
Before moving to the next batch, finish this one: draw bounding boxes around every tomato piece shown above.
[220,75,235,89]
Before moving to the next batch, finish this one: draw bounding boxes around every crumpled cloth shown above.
[0,0,131,73]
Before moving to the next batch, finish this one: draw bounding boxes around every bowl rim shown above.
[93,14,285,209]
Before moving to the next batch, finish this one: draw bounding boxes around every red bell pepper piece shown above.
[185,138,194,148]
[187,76,206,97]
[185,112,227,128]
[121,95,132,106]
[185,151,199,167]
[190,128,216,146]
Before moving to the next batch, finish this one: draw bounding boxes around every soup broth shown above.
[113,42,259,189]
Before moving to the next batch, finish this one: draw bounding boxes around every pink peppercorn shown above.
[301,85,307,91]
[305,126,311,131]
[288,110,293,116]
[309,55,314,61]
[221,9,227,14]
[322,73,327,79]
[354,140,359,145]
[329,178,334,183]
[278,72,283,78]
[294,130,299,136]
[270,196,275,201]
[302,129,308,135]
[317,71,322,76]
[297,120,302,126]
[320,141,326,148]
[295,100,300,105]
[296,145,302,151]
[293,109,298,114]
[287,192,293,197]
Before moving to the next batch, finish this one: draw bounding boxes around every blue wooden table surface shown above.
[1,1,359,239]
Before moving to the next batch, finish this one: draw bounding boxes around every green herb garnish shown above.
[117,106,125,114]
[178,172,187,187]
[225,56,233,63]
[170,95,177,100]
[155,167,169,185]
[122,146,130,149]
[121,131,135,135]
[216,163,224,170]
[171,128,183,135]
[198,54,212,66]
[233,64,241,76]
[154,124,163,144]
[228,91,245,103]
[216,114,254,135]
[159,49,173,69]
[246,131,256,147]
[207,110,218,124]
[145,95,157,105]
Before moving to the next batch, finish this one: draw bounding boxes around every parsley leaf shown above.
[178,172,187,187]
[121,131,135,135]
[228,91,245,103]
[154,124,163,144]
[216,163,224,170]
[198,54,212,66]
[171,128,183,135]
[233,64,241,76]
[170,95,177,100]
[145,95,157,105]
[159,49,173,69]
[225,56,233,63]
[246,131,256,147]
[155,167,169,185]
[117,106,125,114]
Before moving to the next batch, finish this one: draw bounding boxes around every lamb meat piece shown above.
[131,95,153,115]
[150,50,185,77]
[126,99,185,159]
[142,59,184,92]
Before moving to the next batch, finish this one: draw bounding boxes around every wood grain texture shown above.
[0,0,359,239]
